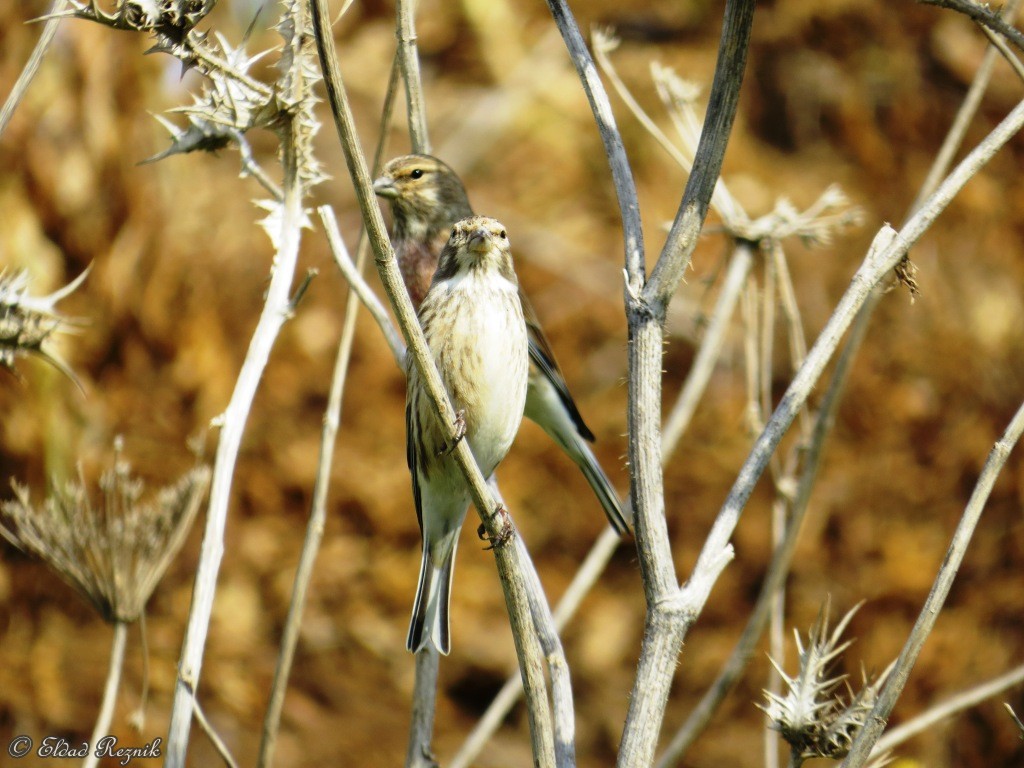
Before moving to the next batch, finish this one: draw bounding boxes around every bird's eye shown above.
[410,169,424,180]
[499,230,507,239]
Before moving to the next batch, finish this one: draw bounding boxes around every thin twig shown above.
[873,662,1024,755]
[396,0,430,153]
[842,400,1024,767]
[919,0,1024,53]
[910,0,1022,213]
[980,23,1024,81]
[255,228,359,768]
[193,696,240,768]
[643,0,756,309]
[83,621,128,768]
[310,1,557,763]
[320,207,405,366]
[0,0,68,140]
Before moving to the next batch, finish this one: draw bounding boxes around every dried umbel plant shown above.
[0,446,210,624]
[0,268,88,382]
[761,600,894,767]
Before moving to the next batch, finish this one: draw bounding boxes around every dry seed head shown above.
[0,446,209,624]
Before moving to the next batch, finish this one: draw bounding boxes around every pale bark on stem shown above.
[516,535,576,767]
[0,0,68,139]
[873,663,1024,756]
[396,0,430,153]
[309,2,556,763]
[165,95,306,768]
[452,524,622,768]
[257,226,369,767]
[656,288,868,767]
[841,400,1024,767]
[83,621,128,768]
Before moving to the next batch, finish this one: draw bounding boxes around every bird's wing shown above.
[406,396,424,532]
[521,289,597,443]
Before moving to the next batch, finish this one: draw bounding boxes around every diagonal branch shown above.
[919,0,1024,53]
[842,399,1024,767]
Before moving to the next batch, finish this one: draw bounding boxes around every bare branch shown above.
[842,399,1024,766]
[396,0,430,153]
[920,0,1024,53]
[643,0,756,311]
[0,0,68,139]
[873,663,1024,755]
[543,0,645,288]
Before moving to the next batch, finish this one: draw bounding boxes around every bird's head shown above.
[373,155,474,239]
[433,216,517,284]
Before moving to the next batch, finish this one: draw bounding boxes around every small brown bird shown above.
[406,216,529,655]
[375,155,630,536]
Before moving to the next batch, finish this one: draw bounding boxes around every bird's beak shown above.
[467,228,492,254]
[373,176,398,198]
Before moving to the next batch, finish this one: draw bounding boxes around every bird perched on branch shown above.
[375,154,631,537]
[406,216,529,655]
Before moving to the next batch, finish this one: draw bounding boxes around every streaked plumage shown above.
[406,216,529,655]
[375,154,631,536]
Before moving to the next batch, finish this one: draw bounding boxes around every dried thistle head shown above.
[761,599,893,765]
[0,268,88,384]
[63,0,217,39]
[0,442,209,624]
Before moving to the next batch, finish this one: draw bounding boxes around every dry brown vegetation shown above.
[2,0,1024,766]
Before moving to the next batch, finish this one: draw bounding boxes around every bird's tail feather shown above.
[407,545,456,655]
[570,437,631,536]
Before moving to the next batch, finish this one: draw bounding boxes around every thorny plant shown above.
[761,601,893,768]
[0,268,89,383]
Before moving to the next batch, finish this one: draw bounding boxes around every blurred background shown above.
[1,0,1024,765]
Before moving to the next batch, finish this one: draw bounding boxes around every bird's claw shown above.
[439,409,467,456]
[477,505,514,550]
